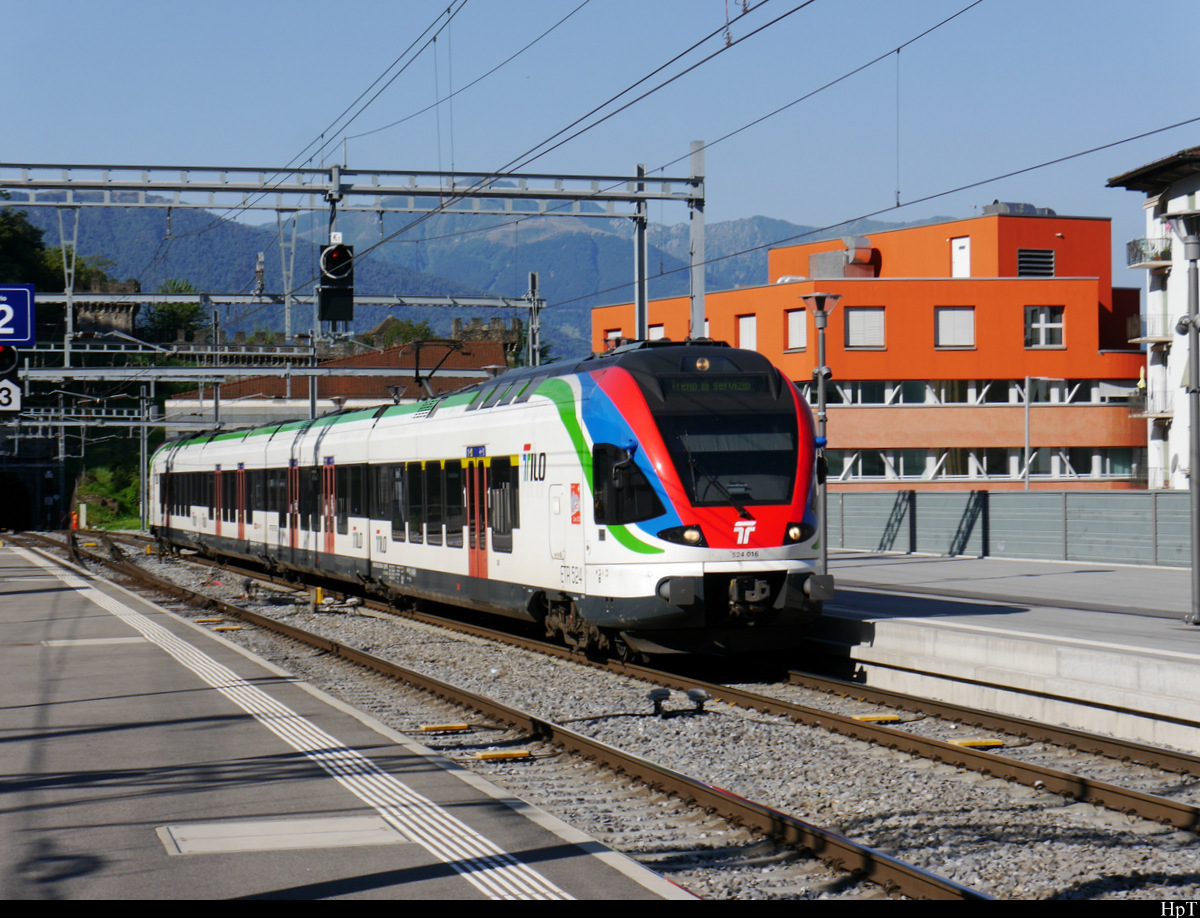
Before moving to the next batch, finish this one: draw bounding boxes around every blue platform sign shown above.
[0,285,35,346]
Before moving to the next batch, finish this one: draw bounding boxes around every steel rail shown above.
[785,670,1200,777]
[82,531,1200,830]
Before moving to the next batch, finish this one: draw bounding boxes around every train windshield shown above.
[656,412,798,507]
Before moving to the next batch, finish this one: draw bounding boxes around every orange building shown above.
[592,205,1146,490]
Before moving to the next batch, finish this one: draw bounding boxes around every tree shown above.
[512,318,553,367]
[0,196,59,289]
[139,278,207,343]
[379,318,435,349]
[40,246,114,292]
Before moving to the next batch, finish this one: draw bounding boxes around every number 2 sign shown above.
[0,286,35,346]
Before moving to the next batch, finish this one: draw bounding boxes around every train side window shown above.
[251,470,265,512]
[336,466,349,534]
[593,443,666,525]
[406,461,424,544]
[488,457,518,553]
[425,461,444,546]
[299,466,317,531]
[444,460,464,548]
[389,465,406,542]
[223,472,236,523]
[368,465,386,521]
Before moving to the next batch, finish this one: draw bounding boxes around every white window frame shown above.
[1025,305,1064,348]
[845,307,885,348]
[935,306,975,348]
[737,314,757,351]
[785,309,807,350]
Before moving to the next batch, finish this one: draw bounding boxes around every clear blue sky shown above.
[8,0,1199,282]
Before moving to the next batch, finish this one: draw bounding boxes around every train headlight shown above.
[783,522,816,545]
[657,525,708,547]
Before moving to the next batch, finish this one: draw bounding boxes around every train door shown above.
[466,458,487,579]
[322,457,336,557]
[549,481,584,587]
[287,460,299,554]
[214,466,222,539]
[236,463,246,541]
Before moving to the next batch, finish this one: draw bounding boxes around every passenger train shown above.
[150,340,830,655]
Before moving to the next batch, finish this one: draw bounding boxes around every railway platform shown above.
[822,550,1200,752]
[0,544,690,900]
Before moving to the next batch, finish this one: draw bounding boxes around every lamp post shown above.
[1165,209,1200,625]
[801,292,842,581]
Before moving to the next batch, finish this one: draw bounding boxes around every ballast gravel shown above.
[127,553,1200,899]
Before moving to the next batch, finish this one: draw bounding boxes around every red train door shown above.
[466,458,488,579]
[322,458,336,556]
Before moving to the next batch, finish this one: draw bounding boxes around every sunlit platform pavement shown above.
[0,545,689,900]
[822,550,1200,752]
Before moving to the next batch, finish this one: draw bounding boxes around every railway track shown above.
[22,529,1200,898]
[13,530,983,900]
[86,531,1200,830]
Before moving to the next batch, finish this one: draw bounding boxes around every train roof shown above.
[154,339,775,456]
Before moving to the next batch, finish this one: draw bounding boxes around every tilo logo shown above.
[733,520,756,545]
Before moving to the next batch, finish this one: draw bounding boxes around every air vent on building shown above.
[1017,249,1055,277]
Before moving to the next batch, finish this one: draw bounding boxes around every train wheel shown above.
[609,632,647,665]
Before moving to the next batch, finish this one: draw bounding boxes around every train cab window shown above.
[593,443,666,525]
[406,461,424,543]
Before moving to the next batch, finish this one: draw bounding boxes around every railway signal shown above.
[318,243,354,322]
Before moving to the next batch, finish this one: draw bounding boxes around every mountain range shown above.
[12,194,945,359]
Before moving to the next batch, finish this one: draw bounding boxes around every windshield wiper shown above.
[680,431,752,520]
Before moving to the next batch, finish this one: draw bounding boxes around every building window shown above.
[831,381,887,404]
[648,324,666,340]
[895,381,927,404]
[737,314,757,351]
[845,307,885,348]
[935,307,974,348]
[1025,306,1064,347]
[785,309,807,350]
[1017,249,1055,276]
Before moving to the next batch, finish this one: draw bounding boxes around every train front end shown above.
[573,341,829,655]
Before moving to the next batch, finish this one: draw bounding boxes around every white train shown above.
[150,340,829,655]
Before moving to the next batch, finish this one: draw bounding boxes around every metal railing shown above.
[1127,237,1173,267]
[827,489,1190,567]
[1128,390,1174,417]
[1128,313,1177,340]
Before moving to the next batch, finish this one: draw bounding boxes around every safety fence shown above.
[826,490,1191,567]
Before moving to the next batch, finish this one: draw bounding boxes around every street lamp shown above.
[1165,209,1200,625]
[801,291,842,585]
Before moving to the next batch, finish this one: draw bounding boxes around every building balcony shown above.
[1126,237,1173,269]
[1128,313,1176,344]
[1128,390,1174,419]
